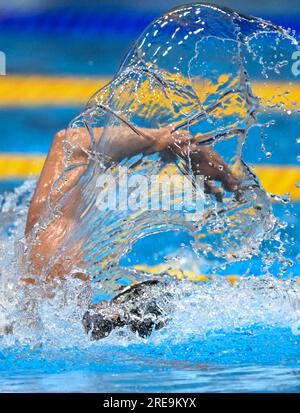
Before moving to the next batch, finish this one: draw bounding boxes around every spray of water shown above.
[1,4,299,348]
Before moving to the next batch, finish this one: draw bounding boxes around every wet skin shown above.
[25,126,239,281]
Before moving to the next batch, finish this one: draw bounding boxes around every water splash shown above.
[1,4,300,348]
[49,4,298,294]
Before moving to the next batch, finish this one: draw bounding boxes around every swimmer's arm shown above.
[26,125,154,234]
[25,126,172,278]
[26,128,103,233]
[26,126,238,234]
[27,125,178,231]
[25,128,97,279]
[25,126,238,279]
[25,126,171,274]
[26,129,66,233]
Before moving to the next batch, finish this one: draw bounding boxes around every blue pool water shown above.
[0,322,300,392]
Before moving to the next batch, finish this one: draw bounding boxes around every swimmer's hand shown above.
[185,144,240,202]
[161,132,240,202]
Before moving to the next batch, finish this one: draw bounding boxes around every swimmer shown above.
[25,125,240,338]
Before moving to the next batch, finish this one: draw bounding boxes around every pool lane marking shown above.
[0,75,109,106]
[254,165,300,200]
[134,265,299,285]
[0,154,299,200]
[0,154,45,179]
[133,266,258,285]
[0,76,299,108]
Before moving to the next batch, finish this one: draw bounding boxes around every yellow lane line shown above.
[0,154,299,200]
[254,165,300,199]
[0,75,109,106]
[133,264,300,285]
[0,154,45,179]
[0,75,299,108]
[134,263,241,283]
